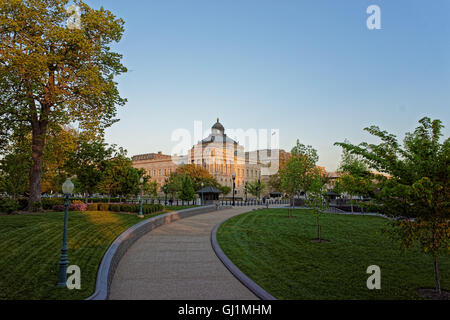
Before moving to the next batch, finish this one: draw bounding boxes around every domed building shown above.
[189,118,256,194]
[133,119,272,197]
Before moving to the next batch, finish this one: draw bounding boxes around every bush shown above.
[52,203,88,212]
[87,203,98,211]
[17,198,28,211]
[41,198,64,210]
[0,198,20,214]
[109,204,121,212]
[98,203,110,211]
[31,201,42,212]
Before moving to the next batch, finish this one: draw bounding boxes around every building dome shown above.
[212,118,225,135]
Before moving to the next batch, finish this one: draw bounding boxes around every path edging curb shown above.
[86,205,221,300]
[211,217,277,301]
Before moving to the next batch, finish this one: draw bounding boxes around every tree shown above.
[334,145,374,212]
[0,0,127,208]
[218,185,231,196]
[246,180,266,199]
[98,148,138,202]
[175,164,218,191]
[335,117,449,295]
[66,135,113,203]
[0,149,30,199]
[143,178,158,199]
[178,175,195,203]
[280,140,319,218]
[305,168,329,242]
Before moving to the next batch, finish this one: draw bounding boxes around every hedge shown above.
[83,203,164,214]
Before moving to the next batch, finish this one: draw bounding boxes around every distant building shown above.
[132,119,288,196]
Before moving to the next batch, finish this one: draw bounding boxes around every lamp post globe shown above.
[200,182,204,206]
[57,177,74,287]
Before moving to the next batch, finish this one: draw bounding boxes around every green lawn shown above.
[0,210,163,300]
[217,208,450,300]
[164,205,198,211]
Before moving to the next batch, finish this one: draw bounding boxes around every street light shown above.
[138,177,144,218]
[57,177,74,287]
[163,177,168,205]
[245,182,248,202]
[257,179,261,202]
[201,182,204,206]
[232,172,236,206]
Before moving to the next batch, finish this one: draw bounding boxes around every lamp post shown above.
[257,179,261,202]
[245,182,248,202]
[201,182,204,206]
[163,177,168,205]
[138,177,144,218]
[57,177,74,287]
[232,172,236,206]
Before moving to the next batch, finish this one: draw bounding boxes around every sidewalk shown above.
[109,206,260,300]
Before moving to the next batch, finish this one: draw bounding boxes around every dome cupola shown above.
[212,118,225,135]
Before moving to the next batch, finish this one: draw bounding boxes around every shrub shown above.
[87,203,98,211]
[41,198,64,210]
[52,203,88,212]
[0,198,20,214]
[17,198,28,211]
[109,204,121,212]
[31,201,42,212]
[98,203,110,211]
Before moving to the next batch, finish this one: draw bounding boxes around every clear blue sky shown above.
[86,0,449,171]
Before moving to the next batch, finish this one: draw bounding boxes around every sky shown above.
[85,0,449,171]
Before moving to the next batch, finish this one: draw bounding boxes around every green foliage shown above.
[0,198,19,214]
[0,144,30,198]
[0,0,127,205]
[41,198,65,210]
[218,185,231,195]
[305,169,330,241]
[280,140,319,217]
[178,175,196,202]
[245,180,266,198]
[335,117,450,293]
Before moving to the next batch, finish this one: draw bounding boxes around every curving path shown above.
[109,206,260,300]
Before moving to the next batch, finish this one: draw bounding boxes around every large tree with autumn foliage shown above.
[0,0,127,207]
[335,117,449,295]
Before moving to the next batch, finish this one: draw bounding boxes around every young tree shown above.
[0,0,127,208]
[175,164,218,191]
[305,168,329,242]
[335,117,449,295]
[280,140,319,218]
[246,180,266,199]
[334,146,373,212]
[178,175,196,203]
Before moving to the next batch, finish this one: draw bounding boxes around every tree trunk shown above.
[434,256,441,294]
[29,123,47,210]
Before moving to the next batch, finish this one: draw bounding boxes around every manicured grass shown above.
[217,209,450,300]
[0,210,163,300]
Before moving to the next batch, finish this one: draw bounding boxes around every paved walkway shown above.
[109,206,261,300]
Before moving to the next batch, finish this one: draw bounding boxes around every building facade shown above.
[132,119,288,197]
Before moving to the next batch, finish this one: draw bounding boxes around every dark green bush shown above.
[31,201,42,212]
[41,198,65,210]
[17,198,28,210]
[109,204,121,212]
[0,198,20,214]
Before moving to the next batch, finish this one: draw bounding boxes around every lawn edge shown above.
[86,205,222,300]
[211,216,277,301]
